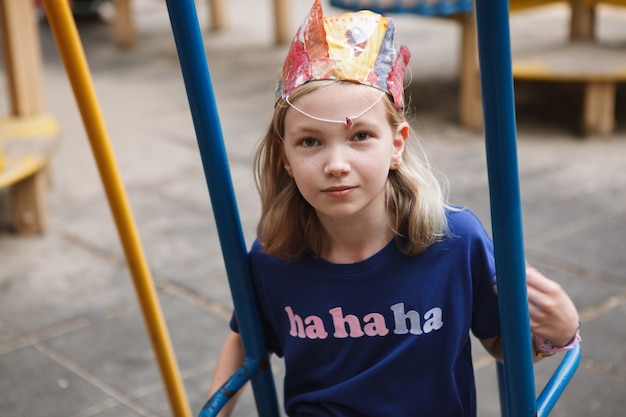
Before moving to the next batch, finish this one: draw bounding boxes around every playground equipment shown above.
[0,0,60,233]
[41,0,581,416]
[511,0,626,136]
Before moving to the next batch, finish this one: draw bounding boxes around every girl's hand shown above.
[525,265,580,347]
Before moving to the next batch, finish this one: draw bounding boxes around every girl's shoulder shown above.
[445,206,491,240]
[249,239,295,267]
[250,239,274,261]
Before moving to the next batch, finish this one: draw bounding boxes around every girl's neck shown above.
[317,216,395,264]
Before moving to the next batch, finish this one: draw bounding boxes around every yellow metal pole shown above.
[41,2,192,417]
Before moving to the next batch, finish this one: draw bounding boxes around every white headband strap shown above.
[285,91,385,129]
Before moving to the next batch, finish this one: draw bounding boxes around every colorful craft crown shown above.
[277,0,411,108]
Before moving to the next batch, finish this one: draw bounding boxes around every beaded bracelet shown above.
[533,324,581,358]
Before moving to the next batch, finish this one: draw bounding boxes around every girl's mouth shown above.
[322,185,356,197]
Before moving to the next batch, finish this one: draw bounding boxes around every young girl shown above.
[209,2,580,416]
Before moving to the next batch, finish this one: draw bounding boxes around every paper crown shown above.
[277,0,411,108]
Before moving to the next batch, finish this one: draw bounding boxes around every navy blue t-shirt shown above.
[232,208,500,416]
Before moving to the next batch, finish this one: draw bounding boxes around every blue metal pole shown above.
[473,0,537,416]
[537,344,582,417]
[496,363,510,417]
[198,358,262,417]
[163,1,280,416]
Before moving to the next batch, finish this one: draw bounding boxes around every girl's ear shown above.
[397,122,410,141]
[279,139,293,176]
[391,122,409,168]
[284,160,293,177]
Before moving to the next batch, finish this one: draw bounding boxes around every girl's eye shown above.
[353,131,372,141]
[299,137,319,148]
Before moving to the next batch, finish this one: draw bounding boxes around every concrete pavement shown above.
[1,1,625,416]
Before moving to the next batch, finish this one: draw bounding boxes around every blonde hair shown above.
[253,80,449,261]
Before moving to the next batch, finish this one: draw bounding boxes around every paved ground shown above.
[1,1,625,416]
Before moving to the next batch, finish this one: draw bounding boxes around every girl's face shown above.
[282,83,408,225]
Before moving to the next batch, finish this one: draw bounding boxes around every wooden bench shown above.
[511,0,626,136]
[0,0,59,233]
[444,0,626,135]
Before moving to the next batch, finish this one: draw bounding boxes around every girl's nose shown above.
[323,146,350,177]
